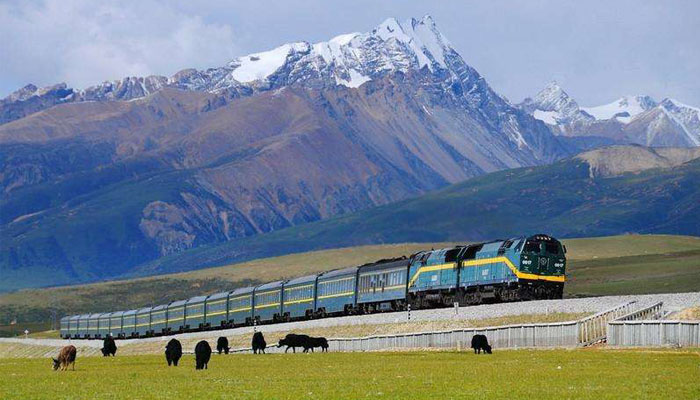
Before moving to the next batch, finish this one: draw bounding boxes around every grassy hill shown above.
[1,234,698,336]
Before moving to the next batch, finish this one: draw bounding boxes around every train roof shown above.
[527,234,558,242]
[151,304,168,312]
[208,291,231,301]
[285,274,317,286]
[136,307,153,314]
[98,312,113,318]
[256,281,284,291]
[60,316,71,322]
[318,266,357,280]
[358,257,410,273]
[186,295,208,304]
[88,313,102,319]
[231,286,255,296]
[122,309,138,316]
[68,315,81,321]
[110,311,125,317]
[169,300,187,308]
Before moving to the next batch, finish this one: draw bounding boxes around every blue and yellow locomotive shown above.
[60,234,566,339]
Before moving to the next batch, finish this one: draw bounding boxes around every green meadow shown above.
[1,349,698,399]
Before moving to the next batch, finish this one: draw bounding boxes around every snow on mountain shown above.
[659,98,700,146]
[2,15,463,115]
[520,81,593,125]
[518,81,700,147]
[582,95,657,123]
[230,42,310,83]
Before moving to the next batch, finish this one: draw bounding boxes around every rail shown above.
[614,302,664,322]
[575,301,638,345]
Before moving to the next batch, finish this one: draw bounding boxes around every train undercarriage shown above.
[407,280,564,310]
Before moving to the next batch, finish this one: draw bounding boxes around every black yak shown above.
[52,345,77,371]
[216,336,229,355]
[278,334,311,353]
[252,331,267,354]
[165,338,182,366]
[101,335,117,357]
[471,334,492,354]
[303,337,329,353]
[195,340,212,370]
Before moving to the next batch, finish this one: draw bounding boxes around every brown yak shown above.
[52,345,77,371]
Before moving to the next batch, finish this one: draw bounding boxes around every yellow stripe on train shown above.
[408,257,565,287]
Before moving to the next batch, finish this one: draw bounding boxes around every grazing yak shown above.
[195,340,212,370]
[101,335,117,357]
[278,334,329,353]
[216,337,230,355]
[252,332,267,354]
[52,345,77,371]
[303,337,329,353]
[278,334,310,353]
[165,338,183,366]
[471,334,492,354]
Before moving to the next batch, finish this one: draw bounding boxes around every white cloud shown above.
[0,0,239,94]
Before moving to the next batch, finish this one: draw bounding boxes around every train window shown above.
[444,248,461,263]
[523,241,540,253]
[545,242,561,255]
[462,244,483,260]
[512,239,522,251]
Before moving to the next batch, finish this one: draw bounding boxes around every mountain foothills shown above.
[0,16,698,291]
[128,145,700,277]
[520,82,700,148]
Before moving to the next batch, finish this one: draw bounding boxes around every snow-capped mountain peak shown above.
[2,15,460,104]
[521,81,593,125]
[229,42,311,83]
[582,95,657,123]
[659,98,700,146]
[518,82,700,148]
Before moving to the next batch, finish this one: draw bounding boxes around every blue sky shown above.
[1,0,698,106]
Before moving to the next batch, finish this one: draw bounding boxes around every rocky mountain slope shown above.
[520,82,700,148]
[129,145,700,277]
[0,16,569,290]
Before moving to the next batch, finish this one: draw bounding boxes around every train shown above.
[60,234,566,339]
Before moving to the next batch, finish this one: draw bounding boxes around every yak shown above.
[303,336,329,353]
[165,338,183,366]
[252,331,267,354]
[101,335,117,357]
[278,333,311,353]
[216,336,230,355]
[471,334,492,354]
[52,345,77,371]
[195,340,212,370]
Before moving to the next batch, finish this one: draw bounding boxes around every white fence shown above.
[229,302,639,353]
[608,320,700,347]
[329,321,579,352]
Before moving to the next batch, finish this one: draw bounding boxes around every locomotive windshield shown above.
[545,242,562,255]
[522,240,562,255]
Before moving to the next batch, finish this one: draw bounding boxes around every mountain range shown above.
[113,145,700,279]
[520,81,700,148]
[1,16,698,291]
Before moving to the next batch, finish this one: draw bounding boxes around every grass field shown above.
[1,349,698,399]
[1,234,699,337]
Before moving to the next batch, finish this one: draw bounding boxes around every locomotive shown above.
[60,234,566,339]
